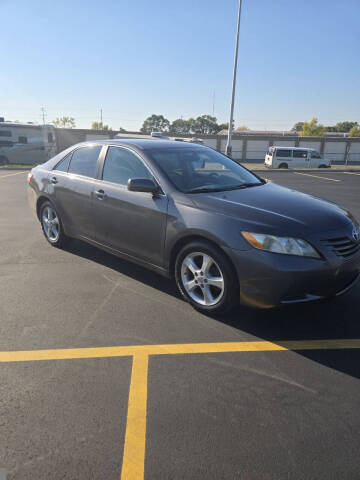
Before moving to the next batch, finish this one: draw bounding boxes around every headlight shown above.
[242,232,320,258]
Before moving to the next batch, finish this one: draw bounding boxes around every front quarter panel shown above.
[164,197,251,265]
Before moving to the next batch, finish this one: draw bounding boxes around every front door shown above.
[93,145,168,268]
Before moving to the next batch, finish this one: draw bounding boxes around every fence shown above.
[55,129,360,165]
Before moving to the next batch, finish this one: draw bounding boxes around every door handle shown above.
[50,176,58,184]
[95,189,106,200]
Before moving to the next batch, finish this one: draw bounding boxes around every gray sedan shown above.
[28,139,360,314]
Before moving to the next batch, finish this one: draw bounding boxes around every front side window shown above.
[293,150,308,158]
[311,150,321,158]
[18,136,27,144]
[68,146,102,178]
[150,147,262,193]
[0,130,12,137]
[276,149,291,157]
[102,146,152,186]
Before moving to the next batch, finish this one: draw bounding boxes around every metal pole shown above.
[225,0,242,157]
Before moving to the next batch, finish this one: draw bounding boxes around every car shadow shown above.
[64,238,360,380]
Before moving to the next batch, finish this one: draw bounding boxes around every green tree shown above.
[53,117,76,128]
[236,125,249,131]
[170,118,191,135]
[335,121,358,133]
[91,121,111,130]
[349,125,360,137]
[191,115,220,135]
[118,127,127,133]
[291,122,304,133]
[299,118,326,137]
[140,115,170,134]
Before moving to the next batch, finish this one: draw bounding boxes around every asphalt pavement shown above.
[0,170,359,479]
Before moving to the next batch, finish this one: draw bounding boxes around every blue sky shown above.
[1,0,359,130]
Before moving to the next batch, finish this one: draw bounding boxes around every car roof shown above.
[79,138,205,151]
[273,146,316,150]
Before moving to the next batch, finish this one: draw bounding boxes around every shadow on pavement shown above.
[64,238,360,379]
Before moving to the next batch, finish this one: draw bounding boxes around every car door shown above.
[309,150,321,167]
[93,145,168,267]
[50,145,103,240]
[293,149,308,168]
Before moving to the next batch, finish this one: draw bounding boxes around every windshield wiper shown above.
[186,182,263,194]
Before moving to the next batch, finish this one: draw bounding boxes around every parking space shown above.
[0,172,360,479]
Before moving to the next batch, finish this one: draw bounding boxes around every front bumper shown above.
[225,246,360,309]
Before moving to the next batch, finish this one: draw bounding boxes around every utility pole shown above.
[41,107,46,124]
[225,0,242,157]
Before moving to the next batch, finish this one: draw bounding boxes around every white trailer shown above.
[0,122,56,165]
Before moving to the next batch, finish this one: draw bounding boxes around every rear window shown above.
[276,149,291,157]
[293,150,308,158]
[68,146,102,178]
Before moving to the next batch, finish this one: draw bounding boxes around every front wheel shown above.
[40,201,68,247]
[278,163,288,169]
[175,241,239,315]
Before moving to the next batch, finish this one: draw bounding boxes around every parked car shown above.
[265,146,331,169]
[28,139,360,314]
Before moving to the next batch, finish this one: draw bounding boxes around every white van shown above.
[265,146,331,169]
[0,122,56,165]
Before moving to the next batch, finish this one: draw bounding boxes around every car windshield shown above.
[149,147,263,193]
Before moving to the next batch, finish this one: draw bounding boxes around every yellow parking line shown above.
[0,339,359,363]
[342,172,360,176]
[293,172,340,182]
[121,354,149,480]
[0,171,27,179]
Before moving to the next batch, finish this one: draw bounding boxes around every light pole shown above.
[225,0,242,157]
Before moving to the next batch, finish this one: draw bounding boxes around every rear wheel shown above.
[40,201,68,247]
[278,163,288,169]
[175,241,239,315]
[318,164,327,168]
[0,156,9,166]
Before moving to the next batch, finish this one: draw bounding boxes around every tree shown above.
[170,119,191,135]
[118,127,127,133]
[299,118,326,137]
[335,121,358,133]
[140,115,170,134]
[191,115,220,135]
[91,121,111,130]
[218,120,236,131]
[236,125,249,131]
[53,117,76,128]
[291,122,304,133]
[349,125,360,137]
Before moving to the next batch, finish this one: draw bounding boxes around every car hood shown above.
[189,182,354,237]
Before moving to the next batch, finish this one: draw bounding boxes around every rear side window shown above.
[102,146,152,186]
[293,150,308,158]
[54,152,72,172]
[68,146,102,178]
[18,136,27,144]
[276,149,291,157]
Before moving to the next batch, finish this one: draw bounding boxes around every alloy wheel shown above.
[42,205,60,242]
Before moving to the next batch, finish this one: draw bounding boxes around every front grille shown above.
[321,236,360,258]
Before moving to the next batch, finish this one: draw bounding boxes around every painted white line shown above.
[293,172,340,182]
[0,171,27,179]
[342,172,360,176]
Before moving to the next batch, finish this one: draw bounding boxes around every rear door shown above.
[50,145,103,240]
[292,149,308,168]
[93,145,168,267]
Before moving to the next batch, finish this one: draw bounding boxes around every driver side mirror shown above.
[127,178,160,194]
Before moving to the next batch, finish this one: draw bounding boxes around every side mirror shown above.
[127,178,160,194]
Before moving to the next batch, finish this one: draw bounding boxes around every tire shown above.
[0,156,9,166]
[318,164,327,168]
[278,163,288,169]
[40,201,68,247]
[175,241,239,315]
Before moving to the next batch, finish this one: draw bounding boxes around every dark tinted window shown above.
[18,136,27,144]
[276,149,291,157]
[102,146,152,186]
[68,146,101,178]
[311,150,321,158]
[0,130,11,137]
[54,153,72,172]
[293,149,308,158]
